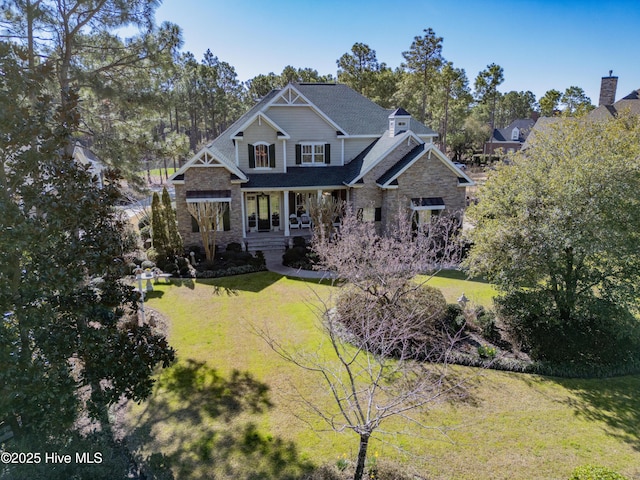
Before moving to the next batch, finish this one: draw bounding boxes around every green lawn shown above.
[123,272,640,479]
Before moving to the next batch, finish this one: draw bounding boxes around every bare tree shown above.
[259,208,466,480]
[186,201,227,261]
[308,195,344,243]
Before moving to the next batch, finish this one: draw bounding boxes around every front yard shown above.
[122,272,640,479]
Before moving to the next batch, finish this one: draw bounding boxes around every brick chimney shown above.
[598,71,618,106]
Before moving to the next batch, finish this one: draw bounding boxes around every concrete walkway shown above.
[263,250,334,280]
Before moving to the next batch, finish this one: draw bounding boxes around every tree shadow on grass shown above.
[126,359,314,479]
[553,375,640,451]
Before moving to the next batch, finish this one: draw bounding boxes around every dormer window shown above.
[248,142,275,169]
[511,127,520,141]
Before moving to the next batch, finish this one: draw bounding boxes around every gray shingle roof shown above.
[243,167,350,189]
[244,139,378,189]
[376,144,425,185]
[491,118,536,142]
[199,83,438,188]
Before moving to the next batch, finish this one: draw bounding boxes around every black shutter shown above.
[223,204,231,231]
[324,143,331,164]
[248,144,255,168]
[374,207,382,222]
[295,144,301,165]
[269,143,276,168]
[191,215,200,233]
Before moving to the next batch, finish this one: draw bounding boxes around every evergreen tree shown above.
[0,42,174,446]
[401,28,444,124]
[539,89,562,116]
[162,186,183,257]
[151,191,170,259]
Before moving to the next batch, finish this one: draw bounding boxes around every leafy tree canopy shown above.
[465,112,640,320]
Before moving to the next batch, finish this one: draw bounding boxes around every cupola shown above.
[388,107,411,137]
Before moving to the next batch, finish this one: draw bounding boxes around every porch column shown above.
[283,190,290,237]
[317,189,322,200]
[241,192,246,238]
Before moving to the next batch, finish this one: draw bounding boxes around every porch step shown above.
[244,231,312,253]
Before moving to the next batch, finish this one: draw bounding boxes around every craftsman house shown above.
[170,83,473,249]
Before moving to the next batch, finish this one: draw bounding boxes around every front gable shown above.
[231,112,290,140]
[169,146,248,184]
[376,145,473,189]
[264,84,347,135]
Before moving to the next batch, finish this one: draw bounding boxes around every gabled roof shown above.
[203,89,281,167]
[169,144,248,183]
[589,89,640,120]
[525,88,640,149]
[290,83,436,137]
[231,111,290,139]
[491,118,537,143]
[347,130,423,185]
[521,117,563,149]
[175,83,439,181]
[376,143,474,188]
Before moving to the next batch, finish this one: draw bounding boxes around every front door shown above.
[257,194,271,231]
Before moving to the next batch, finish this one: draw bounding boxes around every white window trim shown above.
[253,141,272,169]
[300,142,326,165]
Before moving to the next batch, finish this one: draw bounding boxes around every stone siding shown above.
[350,136,420,212]
[394,153,466,215]
[175,167,243,251]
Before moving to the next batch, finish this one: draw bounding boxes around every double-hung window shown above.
[301,143,324,164]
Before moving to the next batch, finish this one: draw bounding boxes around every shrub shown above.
[292,236,307,247]
[282,246,311,268]
[477,345,497,359]
[163,262,179,275]
[335,284,449,359]
[442,303,466,334]
[195,264,266,279]
[145,247,158,263]
[253,250,266,267]
[226,242,243,253]
[569,464,629,480]
[475,306,500,343]
[219,250,239,262]
[496,291,640,366]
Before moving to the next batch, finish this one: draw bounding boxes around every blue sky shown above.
[155,0,640,104]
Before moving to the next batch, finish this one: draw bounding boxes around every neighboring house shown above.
[484,117,538,155]
[73,142,106,188]
[170,83,473,249]
[524,73,640,149]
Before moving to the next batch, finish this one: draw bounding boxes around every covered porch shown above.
[241,188,347,239]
